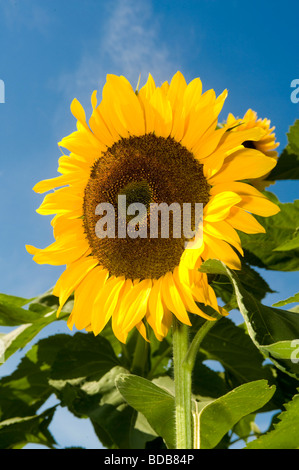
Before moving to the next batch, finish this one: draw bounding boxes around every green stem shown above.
[172,318,193,449]
[183,311,221,372]
[172,311,222,449]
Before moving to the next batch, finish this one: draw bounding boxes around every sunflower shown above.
[225,109,280,190]
[26,72,279,343]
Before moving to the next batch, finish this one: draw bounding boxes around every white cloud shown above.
[55,0,178,107]
[102,0,175,85]
[0,0,52,35]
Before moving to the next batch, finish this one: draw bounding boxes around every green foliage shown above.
[246,392,299,449]
[201,259,299,379]
[198,317,274,387]
[193,380,275,449]
[273,292,299,307]
[0,120,299,449]
[116,374,176,449]
[240,197,299,271]
[0,291,71,361]
[267,121,299,180]
[0,408,56,449]
[50,333,120,380]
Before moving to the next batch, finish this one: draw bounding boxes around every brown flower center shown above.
[83,133,210,280]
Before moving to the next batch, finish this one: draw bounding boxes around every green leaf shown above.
[116,374,176,449]
[0,289,75,362]
[0,296,41,326]
[210,261,274,307]
[50,366,155,449]
[201,260,299,377]
[273,232,299,252]
[0,307,69,362]
[0,335,70,421]
[259,340,299,362]
[232,413,259,443]
[267,120,299,180]
[198,317,273,386]
[267,146,299,180]
[50,332,120,380]
[0,407,56,449]
[192,357,229,399]
[0,293,31,308]
[246,392,299,449]
[288,120,299,154]
[199,259,228,276]
[273,292,299,307]
[194,380,275,449]
[28,289,73,313]
[240,197,299,271]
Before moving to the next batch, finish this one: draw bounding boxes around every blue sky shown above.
[0,0,298,449]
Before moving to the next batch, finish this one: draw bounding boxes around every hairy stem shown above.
[172,318,193,449]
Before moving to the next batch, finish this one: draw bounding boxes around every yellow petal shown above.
[57,154,93,174]
[193,127,227,161]
[202,149,226,178]
[70,98,89,131]
[104,75,145,136]
[237,195,280,216]
[114,280,152,341]
[167,71,187,111]
[147,277,166,337]
[183,77,203,113]
[209,149,277,184]
[137,74,157,134]
[58,129,102,159]
[204,220,243,255]
[89,91,116,147]
[36,187,83,217]
[161,272,191,325]
[72,267,108,330]
[51,216,84,241]
[202,233,241,270]
[180,241,205,270]
[135,321,150,342]
[138,73,156,100]
[181,104,217,150]
[91,276,125,336]
[149,87,173,137]
[173,267,216,321]
[204,191,242,222]
[226,206,266,233]
[33,175,75,194]
[216,127,266,155]
[53,256,99,316]
[210,181,266,198]
[171,77,204,142]
[25,236,90,266]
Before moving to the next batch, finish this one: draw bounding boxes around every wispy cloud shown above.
[55,0,178,107]
[0,0,52,35]
[102,0,176,84]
